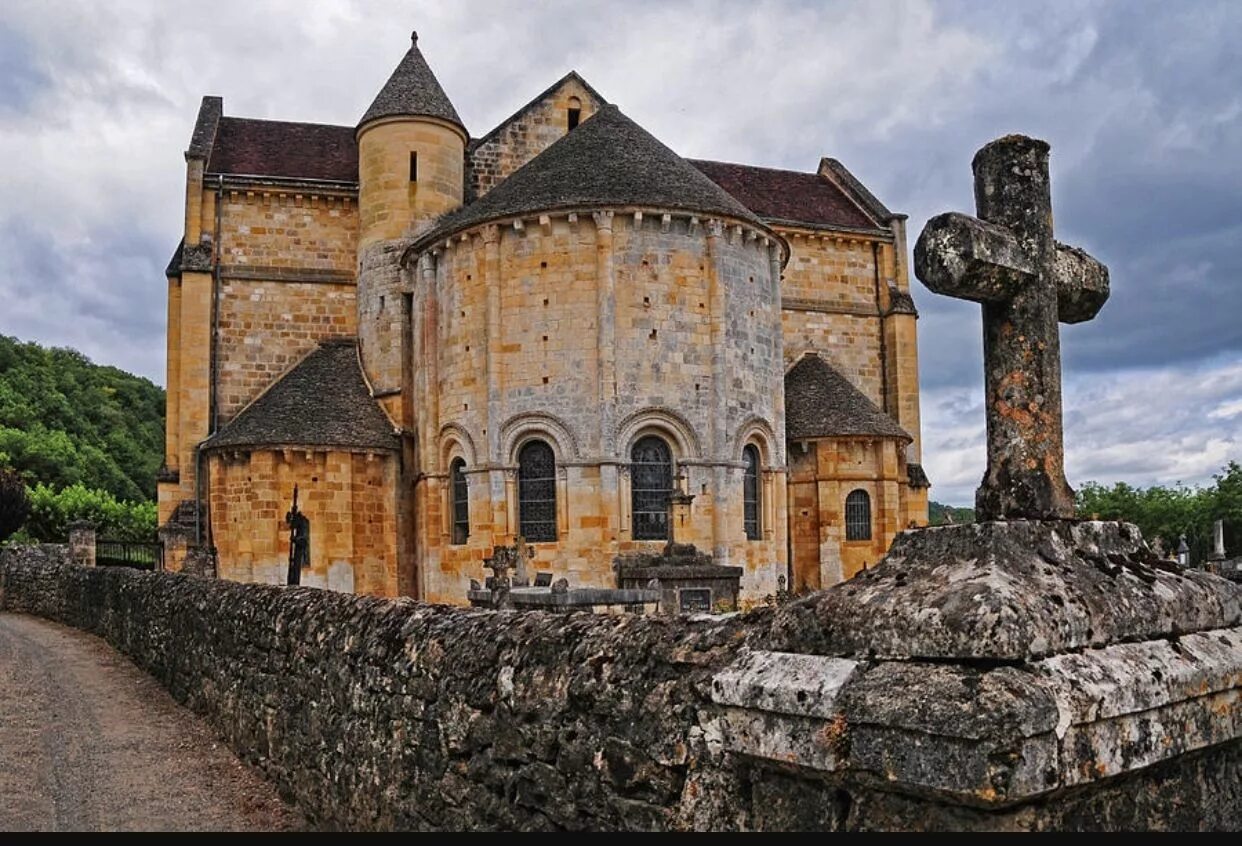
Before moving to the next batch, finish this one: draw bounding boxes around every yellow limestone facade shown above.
[157,35,928,603]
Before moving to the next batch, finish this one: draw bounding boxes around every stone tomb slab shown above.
[715,624,1242,807]
[770,521,1242,662]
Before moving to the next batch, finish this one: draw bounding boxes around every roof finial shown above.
[411,30,419,46]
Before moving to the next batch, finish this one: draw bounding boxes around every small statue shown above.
[285,485,310,586]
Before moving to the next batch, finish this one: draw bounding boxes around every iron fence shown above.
[96,540,163,572]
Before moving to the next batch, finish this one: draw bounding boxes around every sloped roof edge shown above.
[784,351,910,442]
[202,338,400,453]
[470,71,609,151]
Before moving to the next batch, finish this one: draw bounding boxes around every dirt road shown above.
[0,613,304,831]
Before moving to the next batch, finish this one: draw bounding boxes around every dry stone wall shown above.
[2,544,1240,832]
[0,554,758,830]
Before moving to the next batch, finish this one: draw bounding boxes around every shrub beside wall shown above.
[17,482,156,543]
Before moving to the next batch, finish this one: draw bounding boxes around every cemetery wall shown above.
[1,550,1239,831]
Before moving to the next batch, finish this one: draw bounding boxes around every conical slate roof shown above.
[413,104,763,249]
[202,339,399,453]
[359,32,464,131]
[785,352,911,441]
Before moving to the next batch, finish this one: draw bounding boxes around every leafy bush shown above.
[0,467,30,543]
[19,482,157,543]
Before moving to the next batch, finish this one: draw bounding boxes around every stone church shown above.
[157,34,929,604]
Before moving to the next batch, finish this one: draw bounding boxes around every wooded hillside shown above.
[0,334,164,502]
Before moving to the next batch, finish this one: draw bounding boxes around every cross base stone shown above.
[712,521,1242,813]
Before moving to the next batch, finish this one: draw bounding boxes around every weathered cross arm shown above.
[913,212,1035,303]
[1053,241,1110,324]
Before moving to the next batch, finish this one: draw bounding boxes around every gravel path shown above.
[0,612,305,831]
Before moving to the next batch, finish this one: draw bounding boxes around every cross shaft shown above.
[914,135,1109,521]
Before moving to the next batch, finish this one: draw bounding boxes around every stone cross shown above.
[483,549,514,610]
[914,135,1110,521]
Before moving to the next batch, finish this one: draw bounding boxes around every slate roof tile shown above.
[359,34,464,131]
[202,339,399,453]
[413,105,763,250]
[785,352,910,441]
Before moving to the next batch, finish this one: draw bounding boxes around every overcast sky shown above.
[1,0,1238,504]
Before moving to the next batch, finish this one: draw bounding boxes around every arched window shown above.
[518,440,557,542]
[450,458,469,545]
[631,435,673,540]
[743,445,761,541]
[845,489,872,541]
[567,96,582,130]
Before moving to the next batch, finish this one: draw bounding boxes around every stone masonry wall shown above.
[212,191,359,421]
[216,280,358,421]
[469,77,603,200]
[2,553,1239,831]
[208,450,398,595]
[358,120,464,244]
[415,212,786,604]
[219,191,358,274]
[779,233,886,408]
[786,438,907,592]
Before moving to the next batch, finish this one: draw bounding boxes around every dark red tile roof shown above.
[689,159,879,231]
[207,117,358,183]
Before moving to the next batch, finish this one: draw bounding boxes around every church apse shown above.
[158,33,926,603]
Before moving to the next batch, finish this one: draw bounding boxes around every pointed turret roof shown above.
[412,104,763,250]
[359,31,464,132]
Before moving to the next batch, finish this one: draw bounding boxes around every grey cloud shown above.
[0,22,49,115]
[836,1,1242,390]
[0,218,166,379]
[925,355,1242,504]
[0,0,1236,502]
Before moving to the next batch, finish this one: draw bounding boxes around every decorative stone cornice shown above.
[400,207,789,269]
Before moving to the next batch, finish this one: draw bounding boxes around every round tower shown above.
[356,32,467,418]
[357,32,467,245]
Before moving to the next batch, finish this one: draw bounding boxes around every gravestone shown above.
[709,135,1242,828]
[614,541,742,615]
[482,541,531,610]
[1209,519,1226,565]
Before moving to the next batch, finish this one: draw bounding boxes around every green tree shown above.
[929,501,975,526]
[1075,465,1242,563]
[0,466,30,543]
[0,334,164,501]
